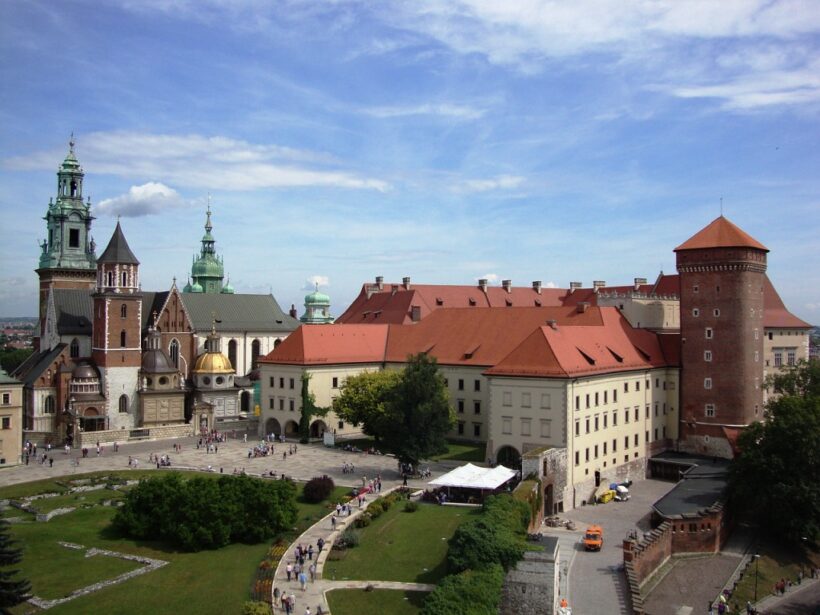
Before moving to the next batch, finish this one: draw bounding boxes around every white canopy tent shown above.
[429,463,517,490]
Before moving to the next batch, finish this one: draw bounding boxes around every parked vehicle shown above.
[583,525,604,551]
[614,485,631,501]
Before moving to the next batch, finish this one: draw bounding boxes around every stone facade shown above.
[501,536,559,615]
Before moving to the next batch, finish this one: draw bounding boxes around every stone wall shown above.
[501,538,559,615]
[77,423,193,447]
[622,522,673,614]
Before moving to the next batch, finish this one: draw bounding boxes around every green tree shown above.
[299,373,330,443]
[421,565,505,615]
[0,519,31,611]
[381,354,455,467]
[0,348,33,374]
[332,370,401,442]
[729,359,820,545]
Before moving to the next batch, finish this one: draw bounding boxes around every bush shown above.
[367,504,383,520]
[242,601,271,615]
[404,501,418,512]
[422,565,505,615]
[302,475,335,504]
[112,473,298,551]
[337,528,359,549]
[354,513,372,528]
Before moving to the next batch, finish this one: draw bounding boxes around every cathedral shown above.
[14,140,300,445]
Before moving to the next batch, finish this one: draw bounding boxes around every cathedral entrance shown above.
[79,408,105,432]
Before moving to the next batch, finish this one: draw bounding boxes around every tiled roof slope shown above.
[674,216,768,252]
[486,308,668,378]
[762,276,812,328]
[98,222,140,264]
[385,306,603,367]
[259,324,390,365]
[177,293,299,333]
[53,289,93,335]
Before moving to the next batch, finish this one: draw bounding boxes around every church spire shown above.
[184,201,225,293]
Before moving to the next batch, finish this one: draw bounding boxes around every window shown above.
[279,398,284,410]
[575,395,580,411]
[575,420,580,436]
[503,391,512,406]
[594,392,599,406]
[170,339,180,368]
[120,330,127,347]
[624,435,629,449]
[655,378,659,388]
[270,377,275,387]
[612,438,617,452]
[654,403,659,417]
[107,271,115,287]
[1,393,9,405]
[713,308,720,317]
[603,442,607,455]
[635,381,640,392]
[473,423,481,437]
[585,418,590,434]
[458,379,464,391]
[663,426,667,438]
[521,392,531,407]
[119,394,128,413]
[705,404,715,417]
[338,421,345,430]
[585,448,590,462]
[625,409,630,424]
[332,377,339,388]
[634,434,639,446]
[289,378,295,389]
[1,417,9,430]
[594,415,599,431]
[280,377,285,388]
[705,327,713,339]
[121,271,127,287]
[269,398,274,409]
[646,379,650,389]
[585,394,590,408]
[575,451,580,466]
[251,339,261,369]
[704,378,712,389]
[654,428,659,441]
[768,332,773,341]
[634,407,639,421]
[521,419,531,436]
[541,394,551,409]
[646,430,650,443]
[704,350,712,362]
[613,410,618,426]
[457,399,465,413]
[70,338,80,358]
[613,389,618,403]
[692,308,700,317]
[69,227,81,247]
[787,350,796,366]
[623,382,628,393]
[289,399,295,412]
[594,444,599,458]
[457,422,464,435]
[603,413,608,428]
[474,401,481,414]
[645,405,649,419]
[474,380,480,392]
[693,284,699,293]
[540,420,551,438]
[502,417,512,434]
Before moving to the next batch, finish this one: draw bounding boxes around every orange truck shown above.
[583,525,603,551]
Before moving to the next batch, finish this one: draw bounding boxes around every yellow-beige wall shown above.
[0,380,24,466]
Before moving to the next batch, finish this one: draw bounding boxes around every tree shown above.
[729,360,820,545]
[0,519,31,611]
[332,370,401,442]
[380,354,455,467]
[299,373,329,444]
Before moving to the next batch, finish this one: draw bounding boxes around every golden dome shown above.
[193,351,234,374]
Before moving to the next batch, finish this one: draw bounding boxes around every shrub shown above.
[422,565,505,615]
[367,504,383,520]
[354,513,372,528]
[337,528,359,549]
[242,601,271,615]
[302,475,335,504]
[404,501,418,512]
[380,499,392,512]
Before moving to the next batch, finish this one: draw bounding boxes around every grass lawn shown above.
[2,472,351,615]
[729,538,817,608]
[337,437,486,464]
[325,503,475,584]
[327,589,427,615]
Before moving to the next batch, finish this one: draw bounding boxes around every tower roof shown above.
[99,222,140,264]
[674,216,768,252]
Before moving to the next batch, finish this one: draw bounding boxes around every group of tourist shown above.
[248,442,275,458]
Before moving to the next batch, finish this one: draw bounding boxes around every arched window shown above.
[251,339,261,370]
[274,338,282,349]
[120,304,127,318]
[119,394,128,413]
[70,180,78,196]
[107,271,115,287]
[70,338,80,358]
[121,271,127,287]
[228,340,237,370]
[44,395,55,414]
[120,330,127,347]
[170,339,180,368]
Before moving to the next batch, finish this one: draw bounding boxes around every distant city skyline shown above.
[1,1,818,322]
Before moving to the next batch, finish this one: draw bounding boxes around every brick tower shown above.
[91,222,142,430]
[36,136,97,336]
[675,216,768,458]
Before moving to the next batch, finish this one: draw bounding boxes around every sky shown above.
[0,0,818,323]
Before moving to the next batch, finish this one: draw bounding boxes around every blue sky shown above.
[1,0,818,323]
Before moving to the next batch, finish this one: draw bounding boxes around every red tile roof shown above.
[259,324,389,365]
[674,216,768,252]
[485,308,669,378]
[762,275,811,328]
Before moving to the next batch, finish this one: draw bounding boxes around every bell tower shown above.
[92,222,142,429]
[36,135,97,334]
[184,204,225,294]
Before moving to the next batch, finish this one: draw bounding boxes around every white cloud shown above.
[453,175,524,193]
[544,281,557,289]
[303,275,329,290]
[97,182,190,218]
[479,273,500,284]
[361,103,486,120]
[5,132,390,192]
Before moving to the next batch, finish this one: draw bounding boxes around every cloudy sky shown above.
[1,0,818,322]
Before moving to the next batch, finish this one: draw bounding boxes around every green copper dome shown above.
[221,278,235,294]
[304,289,330,305]
[300,283,334,324]
[190,280,204,293]
[184,204,226,294]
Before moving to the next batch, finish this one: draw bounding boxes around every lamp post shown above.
[753,553,760,603]
[64,396,76,448]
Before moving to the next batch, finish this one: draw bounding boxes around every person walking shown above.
[286,562,293,581]
[298,571,307,591]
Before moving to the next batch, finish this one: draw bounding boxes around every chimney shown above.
[478,279,488,292]
[569,281,582,294]
[532,280,542,294]
[502,279,512,293]
[546,319,558,330]
[376,275,384,290]
[289,304,297,319]
[593,280,606,292]
[634,277,647,291]
[410,305,421,322]
[402,276,411,290]
[576,301,590,314]
[391,284,399,295]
